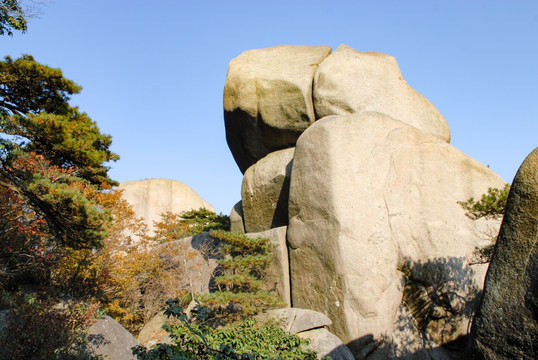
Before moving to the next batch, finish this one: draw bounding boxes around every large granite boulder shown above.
[224,45,332,173]
[313,45,450,142]
[246,226,290,306]
[287,113,505,359]
[87,315,139,360]
[242,148,294,232]
[470,147,538,360]
[118,178,214,235]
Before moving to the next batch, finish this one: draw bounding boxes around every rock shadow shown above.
[346,256,482,359]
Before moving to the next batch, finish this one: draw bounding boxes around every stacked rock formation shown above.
[225,45,506,359]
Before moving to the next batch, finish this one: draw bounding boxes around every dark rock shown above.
[470,147,538,359]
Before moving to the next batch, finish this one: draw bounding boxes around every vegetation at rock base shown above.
[198,230,283,321]
[0,50,226,352]
[133,231,300,359]
[458,184,510,263]
[132,299,322,360]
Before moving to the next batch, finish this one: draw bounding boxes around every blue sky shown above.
[2,0,537,214]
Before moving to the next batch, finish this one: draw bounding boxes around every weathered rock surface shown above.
[87,315,139,360]
[246,226,290,305]
[470,147,538,360]
[287,113,505,358]
[118,178,214,235]
[224,45,331,173]
[242,148,294,232]
[229,200,245,233]
[313,45,450,142]
[298,328,355,360]
[259,307,332,334]
[256,307,354,360]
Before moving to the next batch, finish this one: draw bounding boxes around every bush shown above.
[198,231,283,319]
[153,208,230,242]
[132,299,322,360]
[457,184,510,221]
[458,184,510,264]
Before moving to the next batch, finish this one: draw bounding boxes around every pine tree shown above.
[0,54,118,289]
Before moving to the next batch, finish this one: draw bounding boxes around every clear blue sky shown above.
[2,0,537,214]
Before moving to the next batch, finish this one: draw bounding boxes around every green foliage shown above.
[200,231,283,317]
[180,208,231,235]
[458,184,510,264]
[0,54,82,115]
[153,208,230,242]
[0,55,118,186]
[0,0,26,36]
[457,184,510,220]
[132,299,321,360]
[0,55,118,290]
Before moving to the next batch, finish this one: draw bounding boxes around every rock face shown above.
[313,45,450,142]
[87,316,139,360]
[242,148,294,233]
[299,328,355,360]
[224,45,332,173]
[246,226,291,306]
[160,232,221,295]
[287,113,505,358]
[470,147,538,360]
[257,308,354,360]
[118,178,214,235]
[229,200,245,233]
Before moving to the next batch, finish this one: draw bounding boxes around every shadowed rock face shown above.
[470,147,538,360]
[241,148,294,233]
[118,178,214,235]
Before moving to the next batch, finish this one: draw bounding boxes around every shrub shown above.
[458,184,510,264]
[153,208,230,243]
[457,184,510,221]
[132,299,322,360]
[199,231,283,319]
